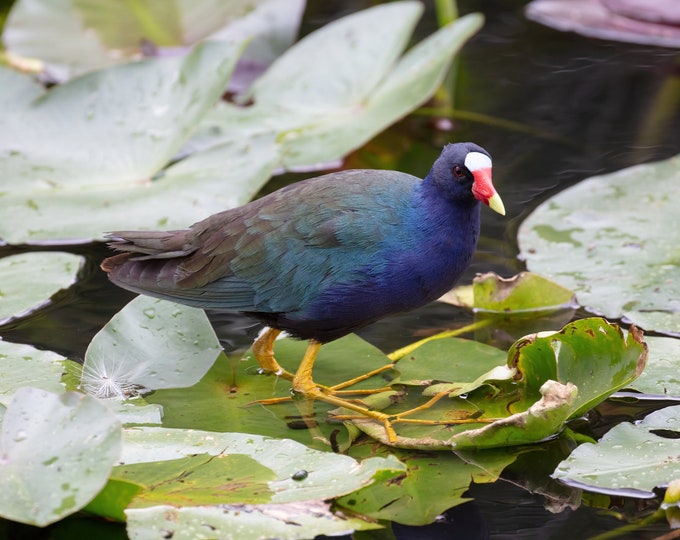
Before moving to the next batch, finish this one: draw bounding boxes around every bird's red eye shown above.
[453,166,465,178]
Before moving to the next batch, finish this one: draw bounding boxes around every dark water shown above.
[2,1,680,538]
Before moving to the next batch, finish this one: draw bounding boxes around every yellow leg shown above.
[254,338,490,444]
[251,327,294,380]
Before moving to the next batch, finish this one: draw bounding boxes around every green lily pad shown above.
[0,387,121,526]
[337,439,517,526]
[80,296,222,398]
[0,340,67,406]
[3,0,304,82]
[518,153,680,335]
[147,333,395,450]
[553,404,680,497]
[509,320,647,418]
[92,427,402,537]
[184,6,484,169]
[348,319,647,449]
[442,271,576,313]
[0,40,266,245]
[0,252,84,325]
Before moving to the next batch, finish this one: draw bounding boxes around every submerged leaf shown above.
[0,252,84,325]
[518,153,680,335]
[337,440,516,526]
[0,388,121,526]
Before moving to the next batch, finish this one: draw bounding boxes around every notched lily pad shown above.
[442,271,576,313]
[0,252,84,325]
[346,318,647,450]
[440,272,578,341]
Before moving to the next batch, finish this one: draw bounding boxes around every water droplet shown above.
[14,430,27,442]
[143,308,155,319]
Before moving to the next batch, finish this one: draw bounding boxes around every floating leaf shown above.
[184,6,484,168]
[337,440,517,526]
[81,296,222,398]
[348,319,647,449]
[3,0,305,82]
[554,404,680,497]
[0,340,67,406]
[0,252,84,325]
[91,427,403,537]
[0,40,268,245]
[518,153,680,335]
[0,387,121,526]
[509,320,647,418]
[627,335,680,396]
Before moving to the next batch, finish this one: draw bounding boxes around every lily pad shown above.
[441,271,576,313]
[183,6,484,169]
[553,404,680,497]
[337,440,517,526]
[0,340,67,406]
[348,319,647,449]
[0,387,121,526]
[80,296,222,398]
[95,427,402,538]
[627,335,680,396]
[0,40,271,245]
[518,153,680,335]
[3,0,305,82]
[0,252,84,325]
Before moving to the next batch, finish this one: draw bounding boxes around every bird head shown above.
[432,142,505,216]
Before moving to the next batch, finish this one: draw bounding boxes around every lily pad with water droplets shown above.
[518,153,680,335]
[80,296,222,398]
[553,404,680,497]
[0,387,121,526]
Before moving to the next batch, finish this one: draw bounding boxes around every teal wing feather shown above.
[155,170,419,312]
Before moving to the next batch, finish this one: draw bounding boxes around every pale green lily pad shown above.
[92,427,402,537]
[81,296,222,398]
[0,340,67,406]
[553,404,680,497]
[518,153,680,335]
[118,427,404,503]
[0,252,84,325]
[0,387,121,526]
[627,335,680,395]
[184,6,484,168]
[0,40,261,244]
[3,0,304,82]
[126,501,381,540]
